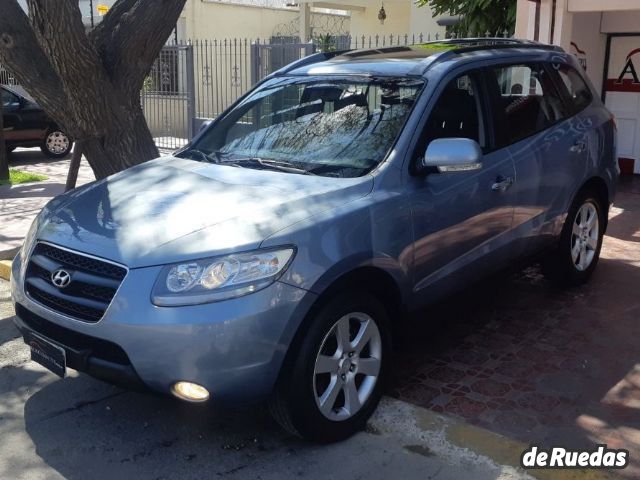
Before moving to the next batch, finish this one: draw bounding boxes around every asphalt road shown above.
[0,279,530,480]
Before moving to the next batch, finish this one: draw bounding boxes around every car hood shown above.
[37,157,373,268]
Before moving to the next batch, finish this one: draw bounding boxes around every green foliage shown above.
[416,0,516,37]
[314,34,337,53]
[0,169,47,186]
[142,76,154,93]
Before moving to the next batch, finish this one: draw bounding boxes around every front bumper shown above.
[11,252,317,405]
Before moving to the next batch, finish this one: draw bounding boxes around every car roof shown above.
[282,38,564,78]
[1,84,34,102]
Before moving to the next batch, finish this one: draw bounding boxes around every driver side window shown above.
[417,73,486,158]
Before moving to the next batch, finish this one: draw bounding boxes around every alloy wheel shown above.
[45,131,70,155]
[313,312,382,421]
[571,201,599,271]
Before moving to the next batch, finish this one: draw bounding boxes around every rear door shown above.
[406,69,516,303]
[483,62,581,257]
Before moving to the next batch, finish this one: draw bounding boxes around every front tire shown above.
[270,291,391,442]
[40,130,73,158]
[542,189,605,286]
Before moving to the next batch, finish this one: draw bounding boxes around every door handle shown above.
[492,176,514,192]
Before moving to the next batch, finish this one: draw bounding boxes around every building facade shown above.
[516,0,640,174]
[297,0,445,40]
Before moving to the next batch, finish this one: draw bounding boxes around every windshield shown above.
[183,76,424,177]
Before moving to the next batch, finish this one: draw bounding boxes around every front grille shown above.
[24,242,127,323]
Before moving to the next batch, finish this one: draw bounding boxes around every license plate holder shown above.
[25,331,66,378]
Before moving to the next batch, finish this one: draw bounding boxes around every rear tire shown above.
[40,130,73,159]
[542,189,605,286]
[270,291,391,442]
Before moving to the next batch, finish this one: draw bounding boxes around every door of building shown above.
[604,35,640,174]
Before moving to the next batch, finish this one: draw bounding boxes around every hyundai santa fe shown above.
[11,39,618,442]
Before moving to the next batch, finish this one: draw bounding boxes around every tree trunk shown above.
[81,105,158,179]
[0,103,8,182]
[0,0,186,179]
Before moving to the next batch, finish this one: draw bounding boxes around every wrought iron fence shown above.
[3,31,516,153]
[0,67,18,86]
[181,30,514,125]
[141,44,195,150]
[180,32,458,129]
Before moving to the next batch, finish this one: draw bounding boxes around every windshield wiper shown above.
[218,157,316,175]
[176,148,216,163]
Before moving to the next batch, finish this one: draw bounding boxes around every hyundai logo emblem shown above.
[51,269,72,289]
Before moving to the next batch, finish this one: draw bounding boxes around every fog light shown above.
[172,381,210,402]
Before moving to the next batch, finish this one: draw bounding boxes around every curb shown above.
[373,397,623,480]
[0,246,19,261]
[0,259,11,281]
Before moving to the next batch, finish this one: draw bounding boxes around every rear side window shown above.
[551,63,593,115]
[1,88,19,108]
[487,64,568,147]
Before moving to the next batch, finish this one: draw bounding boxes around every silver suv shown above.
[12,39,618,442]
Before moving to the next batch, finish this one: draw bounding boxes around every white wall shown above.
[349,2,412,37]
[571,12,607,94]
[569,0,640,13]
[349,2,445,39]
[409,2,447,38]
[601,10,640,32]
[180,0,348,41]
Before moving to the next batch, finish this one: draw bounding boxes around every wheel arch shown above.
[576,176,610,231]
[275,264,406,390]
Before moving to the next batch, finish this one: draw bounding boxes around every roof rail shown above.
[426,37,564,54]
[419,38,564,73]
[269,50,350,77]
[267,39,564,78]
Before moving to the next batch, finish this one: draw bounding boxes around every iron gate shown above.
[141,44,195,151]
[251,41,315,85]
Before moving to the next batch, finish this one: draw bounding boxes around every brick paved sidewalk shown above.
[390,177,640,479]
[0,149,95,257]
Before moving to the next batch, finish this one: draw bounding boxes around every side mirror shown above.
[418,138,483,174]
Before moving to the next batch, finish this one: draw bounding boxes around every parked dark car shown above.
[1,85,73,158]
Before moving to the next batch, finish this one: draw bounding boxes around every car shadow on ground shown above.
[20,374,298,479]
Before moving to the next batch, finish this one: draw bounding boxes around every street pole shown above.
[89,0,94,28]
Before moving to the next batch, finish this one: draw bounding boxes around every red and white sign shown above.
[606,46,640,92]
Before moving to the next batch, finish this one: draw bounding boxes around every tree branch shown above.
[90,0,187,100]
[0,0,70,129]
[27,0,126,137]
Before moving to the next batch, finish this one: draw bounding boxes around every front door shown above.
[407,71,516,303]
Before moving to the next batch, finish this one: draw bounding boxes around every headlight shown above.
[152,247,295,306]
[20,213,42,264]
